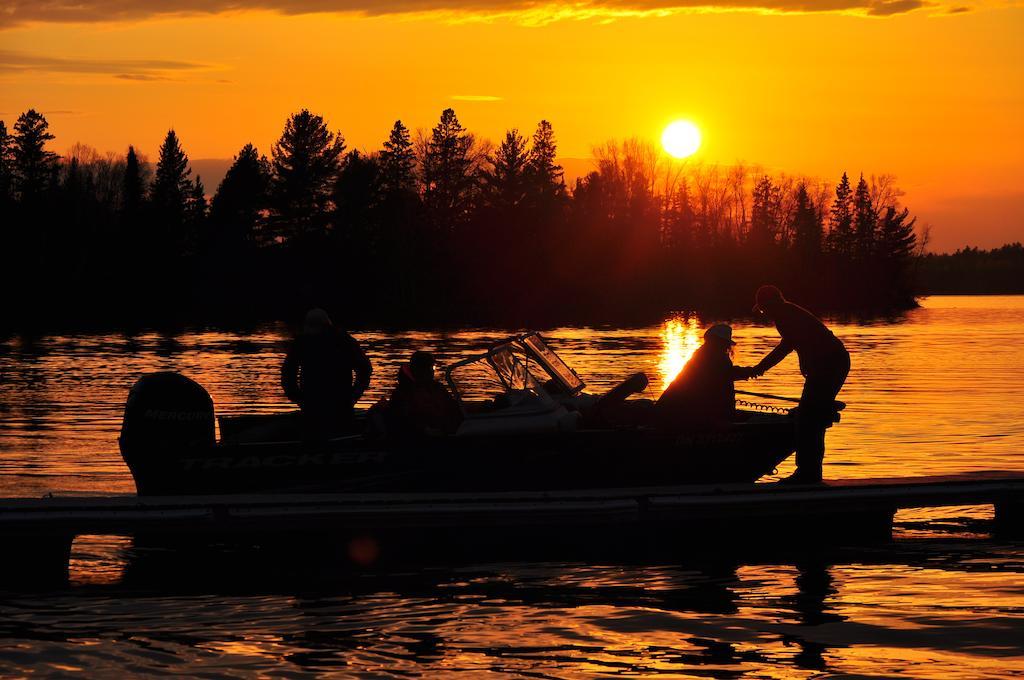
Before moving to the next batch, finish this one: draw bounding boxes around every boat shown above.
[118,332,800,496]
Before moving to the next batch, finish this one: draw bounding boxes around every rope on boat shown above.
[736,398,791,414]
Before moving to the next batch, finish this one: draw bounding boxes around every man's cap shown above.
[704,323,736,345]
[303,308,333,333]
[753,284,784,312]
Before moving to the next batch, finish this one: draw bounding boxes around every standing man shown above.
[750,286,850,483]
[282,308,373,438]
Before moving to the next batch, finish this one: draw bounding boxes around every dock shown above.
[2,471,1022,584]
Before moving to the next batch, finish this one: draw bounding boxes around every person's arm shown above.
[753,340,793,376]
[350,339,373,405]
[731,365,757,381]
[281,343,301,405]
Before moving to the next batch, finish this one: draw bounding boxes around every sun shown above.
[662,120,701,159]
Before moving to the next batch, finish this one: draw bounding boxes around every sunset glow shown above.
[659,317,701,389]
[0,4,1021,250]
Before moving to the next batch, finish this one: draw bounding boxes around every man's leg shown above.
[794,416,827,481]
[794,353,850,481]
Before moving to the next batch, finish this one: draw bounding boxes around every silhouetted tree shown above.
[827,172,854,257]
[876,205,917,303]
[186,175,207,223]
[210,143,269,250]
[527,120,565,200]
[122,145,144,216]
[0,121,14,210]
[378,120,417,197]
[791,183,822,262]
[421,108,477,232]
[482,129,530,211]
[12,109,59,204]
[750,175,780,248]
[376,121,422,312]
[0,107,932,331]
[151,130,191,224]
[918,243,1022,295]
[269,109,345,242]
[334,150,381,252]
[877,206,916,262]
[663,178,696,250]
[853,174,876,259]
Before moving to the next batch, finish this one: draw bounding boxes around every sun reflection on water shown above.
[658,316,702,389]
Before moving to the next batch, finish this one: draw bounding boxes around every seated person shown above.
[651,324,755,431]
[387,351,463,436]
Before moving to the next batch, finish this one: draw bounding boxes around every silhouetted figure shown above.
[653,324,755,431]
[387,351,462,436]
[281,309,372,438]
[750,285,850,483]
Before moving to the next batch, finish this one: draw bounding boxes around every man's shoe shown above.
[778,472,824,485]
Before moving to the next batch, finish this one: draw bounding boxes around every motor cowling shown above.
[119,372,215,461]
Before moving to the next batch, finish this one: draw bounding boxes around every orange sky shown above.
[1,2,1021,251]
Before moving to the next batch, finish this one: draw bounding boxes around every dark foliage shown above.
[0,108,941,332]
[918,243,1024,295]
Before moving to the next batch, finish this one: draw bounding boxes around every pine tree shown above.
[663,178,695,249]
[749,175,780,248]
[186,176,207,223]
[421,108,476,229]
[482,129,530,211]
[151,129,191,222]
[876,205,917,303]
[791,183,822,261]
[852,173,876,259]
[376,121,420,308]
[334,150,382,249]
[181,176,207,254]
[210,143,269,249]
[269,109,345,241]
[527,120,564,200]
[877,205,916,262]
[0,121,14,208]
[827,172,854,257]
[122,145,144,215]
[378,120,417,197]
[12,109,59,203]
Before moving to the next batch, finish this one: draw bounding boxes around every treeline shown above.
[918,243,1024,295]
[0,108,921,331]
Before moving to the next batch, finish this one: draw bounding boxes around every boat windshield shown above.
[522,334,585,396]
[446,333,585,406]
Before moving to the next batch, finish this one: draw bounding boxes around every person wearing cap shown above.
[386,350,462,436]
[749,285,850,483]
[653,323,756,431]
[281,308,373,437]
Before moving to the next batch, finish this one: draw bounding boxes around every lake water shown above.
[1,295,1022,677]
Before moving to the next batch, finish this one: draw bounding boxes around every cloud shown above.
[0,0,947,29]
[0,50,208,80]
[114,73,171,80]
[866,0,926,14]
[451,94,503,101]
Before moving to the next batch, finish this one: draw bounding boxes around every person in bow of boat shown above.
[386,350,462,436]
[652,324,759,431]
[748,285,850,484]
[281,308,373,438]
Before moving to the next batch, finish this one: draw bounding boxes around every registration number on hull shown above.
[179,450,388,471]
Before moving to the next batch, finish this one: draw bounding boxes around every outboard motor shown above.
[119,372,215,495]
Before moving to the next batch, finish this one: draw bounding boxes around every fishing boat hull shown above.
[121,412,795,496]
